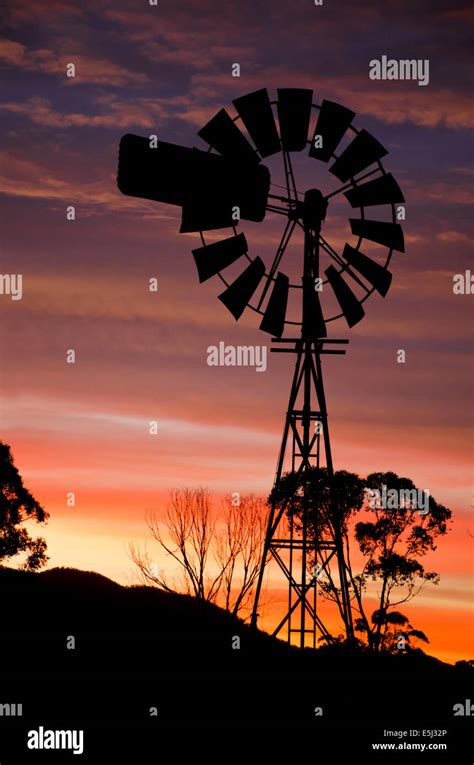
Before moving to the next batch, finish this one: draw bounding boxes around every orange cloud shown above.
[8,273,224,328]
[436,231,473,243]
[0,150,178,220]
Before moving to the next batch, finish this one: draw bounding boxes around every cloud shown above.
[0,37,148,86]
[425,183,474,206]
[5,75,471,147]
[1,96,161,129]
[439,5,474,21]
[436,231,473,244]
[10,273,224,329]
[401,176,474,207]
[0,150,110,203]
[0,39,26,65]
[191,70,474,129]
[5,0,83,24]
[0,150,177,222]
[453,166,474,176]
[104,7,246,45]
[0,93,216,132]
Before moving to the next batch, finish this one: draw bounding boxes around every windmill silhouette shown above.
[117,87,405,648]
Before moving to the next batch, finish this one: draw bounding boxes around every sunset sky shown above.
[0,0,472,663]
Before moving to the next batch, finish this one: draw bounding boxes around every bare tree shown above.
[130,488,221,600]
[216,494,268,616]
[129,488,268,618]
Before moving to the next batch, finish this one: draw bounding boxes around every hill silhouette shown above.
[0,564,468,671]
[0,564,472,748]
[1,564,287,668]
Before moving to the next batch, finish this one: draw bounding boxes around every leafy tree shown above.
[270,467,365,627]
[270,467,365,544]
[0,442,49,570]
[270,467,452,652]
[353,472,451,651]
[454,659,474,670]
[355,610,429,653]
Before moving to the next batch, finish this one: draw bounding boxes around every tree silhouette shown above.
[353,471,451,651]
[270,467,365,627]
[271,467,452,651]
[130,488,268,618]
[215,494,268,616]
[0,442,49,570]
[363,610,429,653]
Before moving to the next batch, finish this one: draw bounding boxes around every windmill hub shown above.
[288,189,328,230]
[303,188,328,228]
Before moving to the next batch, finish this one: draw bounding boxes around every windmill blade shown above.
[342,244,392,296]
[197,108,259,164]
[330,130,388,182]
[192,234,248,283]
[309,100,355,162]
[344,174,405,208]
[277,88,313,152]
[260,272,289,337]
[325,265,365,327]
[303,287,327,338]
[350,219,405,252]
[233,88,281,158]
[118,134,269,231]
[218,257,266,320]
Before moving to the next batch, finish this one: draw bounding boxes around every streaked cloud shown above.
[0,37,148,85]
